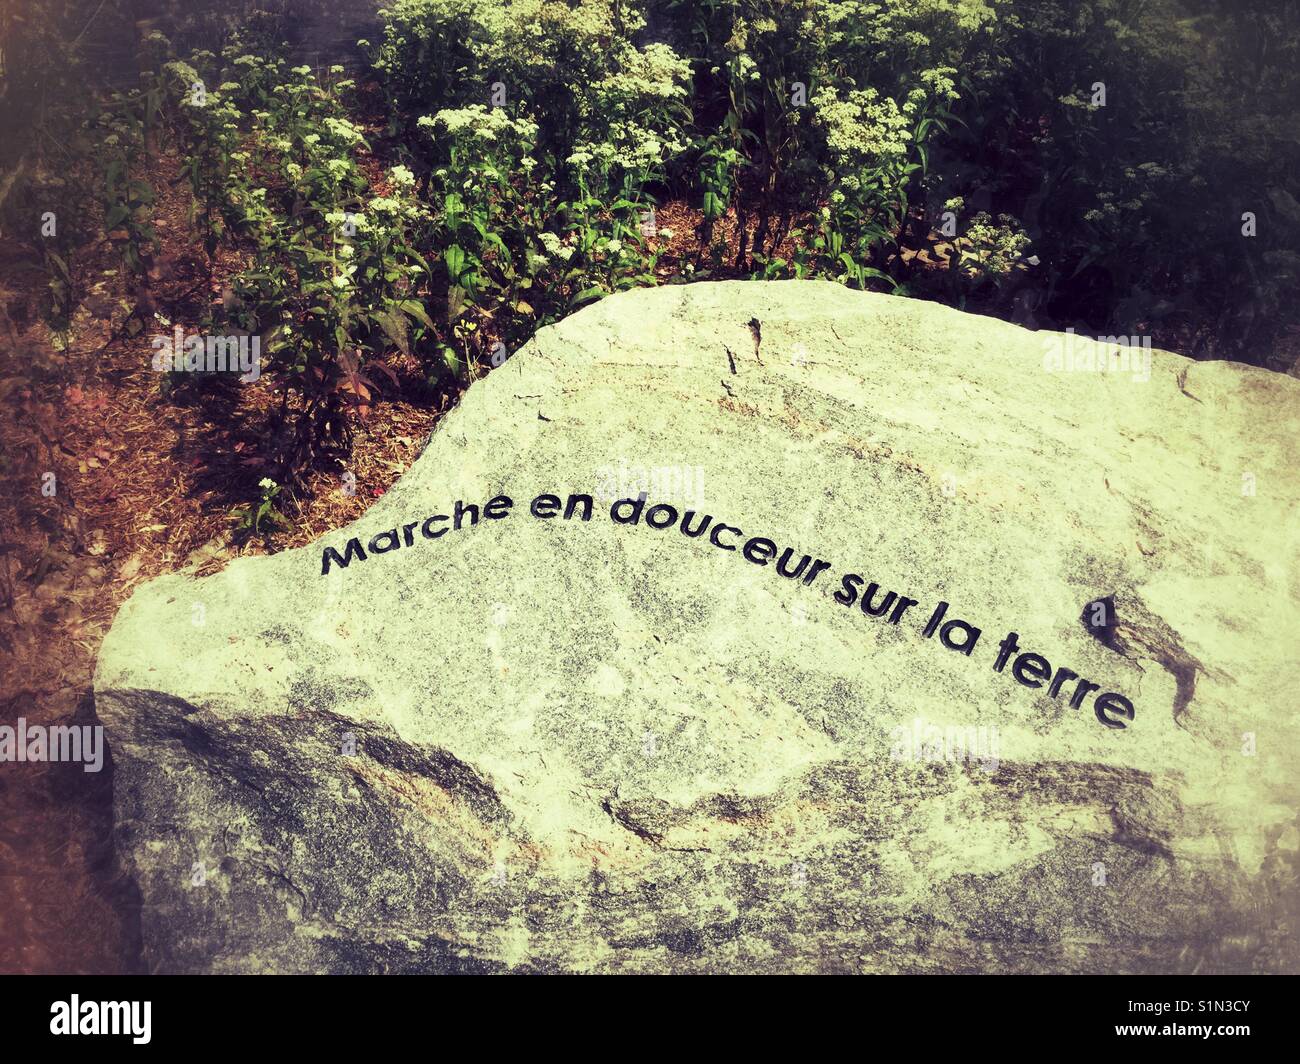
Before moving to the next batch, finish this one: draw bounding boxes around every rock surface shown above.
[96,280,1300,973]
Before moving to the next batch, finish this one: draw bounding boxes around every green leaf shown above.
[446,285,468,322]
[398,299,435,330]
[855,265,899,289]
[571,285,607,307]
[370,308,410,355]
[445,244,467,282]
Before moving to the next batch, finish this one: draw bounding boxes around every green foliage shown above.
[234,477,290,537]
[6,0,1293,535]
[928,0,1300,359]
[367,2,694,372]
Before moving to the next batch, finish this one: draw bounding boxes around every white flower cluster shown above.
[572,43,693,176]
[811,85,912,167]
[322,116,365,147]
[421,106,537,151]
[538,231,573,261]
[958,213,1031,276]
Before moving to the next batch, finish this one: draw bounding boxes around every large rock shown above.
[96,281,1300,973]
